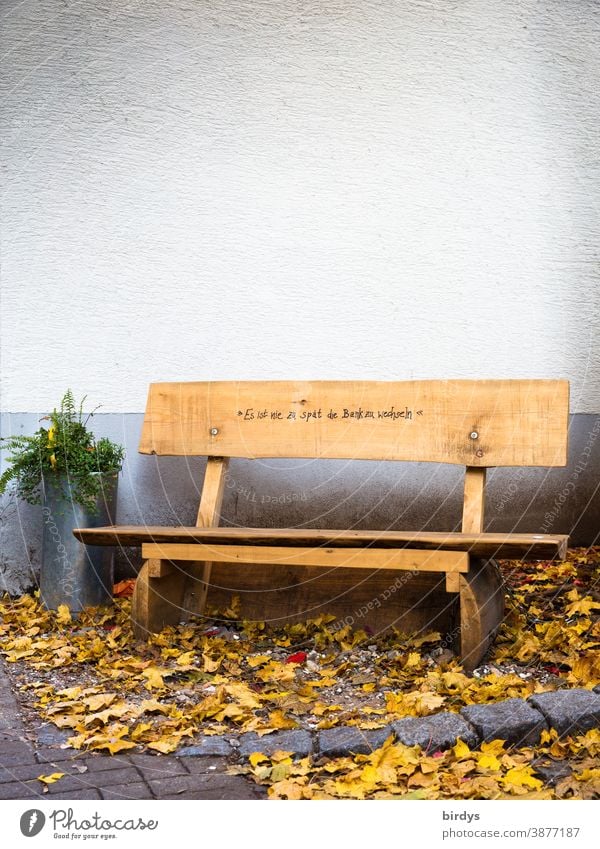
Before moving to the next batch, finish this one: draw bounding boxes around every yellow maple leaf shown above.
[215,703,245,721]
[360,764,380,786]
[84,702,135,727]
[249,752,269,767]
[576,728,600,756]
[515,634,540,662]
[141,667,166,689]
[56,686,83,699]
[477,753,501,772]
[176,651,196,666]
[539,728,557,745]
[453,739,472,760]
[567,652,600,686]
[103,739,138,755]
[480,740,506,756]
[75,722,136,755]
[202,654,222,673]
[140,699,171,715]
[501,767,543,791]
[415,692,445,715]
[256,661,295,684]
[247,654,271,668]
[37,772,64,784]
[268,779,304,799]
[574,767,600,782]
[147,738,179,754]
[270,762,292,783]
[409,631,441,647]
[223,682,262,709]
[266,709,297,730]
[130,723,153,740]
[407,769,437,789]
[565,590,600,617]
[56,605,71,625]
[82,693,117,712]
[441,671,471,690]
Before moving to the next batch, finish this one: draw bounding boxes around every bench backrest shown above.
[139,379,569,467]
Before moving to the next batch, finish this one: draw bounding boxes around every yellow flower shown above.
[48,426,57,469]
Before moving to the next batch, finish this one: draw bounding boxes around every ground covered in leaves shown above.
[1,548,599,799]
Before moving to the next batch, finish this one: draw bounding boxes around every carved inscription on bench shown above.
[237,406,424,422]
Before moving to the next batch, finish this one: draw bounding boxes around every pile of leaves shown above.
[0,548,598,796]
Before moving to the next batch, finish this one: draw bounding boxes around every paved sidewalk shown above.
[0,663,265,800]
[3,656,599,801]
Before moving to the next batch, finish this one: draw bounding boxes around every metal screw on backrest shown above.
[470,431,479,440]
[210,427,219,436]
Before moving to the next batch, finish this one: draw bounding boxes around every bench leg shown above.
[458,557,505,672]
[131,559,186,639]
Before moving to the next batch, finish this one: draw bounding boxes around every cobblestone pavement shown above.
[2,657,599,800]
[0,662,265,800]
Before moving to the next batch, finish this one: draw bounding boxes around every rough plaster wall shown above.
[1,0,599,413]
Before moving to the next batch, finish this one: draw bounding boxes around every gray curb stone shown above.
[178,738,233,757]
[461,698,548,746]
[238,730,314,758]
[531,758,572,787]
[318,726,393,758]
[392,712,478,751]
[528,689,600,737]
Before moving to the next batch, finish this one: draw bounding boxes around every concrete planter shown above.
[40,473,118,612]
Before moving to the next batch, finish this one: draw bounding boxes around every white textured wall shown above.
[1,0,599,413]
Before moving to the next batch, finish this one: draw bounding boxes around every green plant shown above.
[0,390,124,512]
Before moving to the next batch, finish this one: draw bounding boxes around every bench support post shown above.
[183,457,229,616]
[131,458,229,638]
[455,466,505,671]
[131,559,186,639]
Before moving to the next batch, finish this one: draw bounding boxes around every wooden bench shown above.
[74,379,569,671]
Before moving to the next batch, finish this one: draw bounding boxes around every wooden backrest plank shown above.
[139,379,569,466]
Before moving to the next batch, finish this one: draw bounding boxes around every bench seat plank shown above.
[73,525,568,560]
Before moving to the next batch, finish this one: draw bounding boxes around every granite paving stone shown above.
[0,761,61,784]
[54,789,103,799]
[531,758,573,787]
[529,689,600,736]
[318,726,393,758]
[36,725,72,746]
[0,747,38,767]
[392,712,479,751]
[238,730,313,758]
[149,774,266,800]
[0,783,43,799]
[80,755,135,773]
[46,767,141,794]
[178,737,233,757]
[460,698,548,745]
[36,747,88,764]
[129,753,190,777]
[101,783,154,800]
[182,757,230,774]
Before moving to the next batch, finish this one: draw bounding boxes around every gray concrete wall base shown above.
[1,412,599,594]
